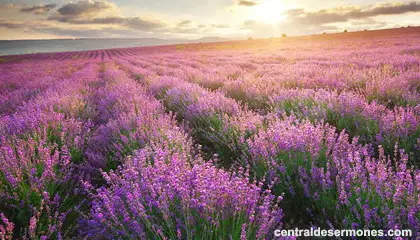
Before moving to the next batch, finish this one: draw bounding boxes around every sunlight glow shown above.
[253,0,286,24]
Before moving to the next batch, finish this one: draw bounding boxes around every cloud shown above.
[243,20,257,27]
[56,0,115,17]
[21,4,57,14]
[0,20,26,29]
[0,3,23,9]
[349,18,388,30]
[241,1,408,37]
[58,16,166,31]
[48,0,118,22]
[367,1,420,15]
[0,20,74,37]
[0,0,235,38]
[119,17,166,31]
[177,20,192,27]
[0,19,154,38]
[237,0,259,7]
[46,0,166,31]
[285,1,420,26]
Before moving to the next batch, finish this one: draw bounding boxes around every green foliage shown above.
[134,73,144,83]
[367,91,412,108]
[325,108,379,145]
[190,114,245,167]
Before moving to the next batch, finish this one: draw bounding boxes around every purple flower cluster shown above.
[85,145,283,239]
[0,60,88,115]
[0,62,101,238]
[85,65,189,169]
[248,116,419,234]
[269,88,419,149]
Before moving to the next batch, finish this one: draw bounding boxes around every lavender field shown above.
[0,28,419,239]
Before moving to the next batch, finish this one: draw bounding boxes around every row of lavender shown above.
[0,60,90,115]
[0,61,284,239]
[116,43,420,236]
[0,61,100,239]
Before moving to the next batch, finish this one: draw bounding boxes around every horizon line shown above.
[1,25,418,41]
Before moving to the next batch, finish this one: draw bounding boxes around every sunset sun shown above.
[253,0,286,24]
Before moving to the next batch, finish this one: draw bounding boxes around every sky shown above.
[0,0,419,40]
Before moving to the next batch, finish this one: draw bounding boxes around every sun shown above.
[253,0,286,24]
